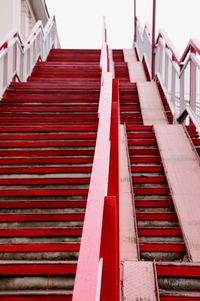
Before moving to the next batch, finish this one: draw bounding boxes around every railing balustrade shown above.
[135,18,200,132]
[0,16,60,99]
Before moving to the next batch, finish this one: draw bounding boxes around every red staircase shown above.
[113,49,200,300]
[114,50,186,261]
[0,49,101,299]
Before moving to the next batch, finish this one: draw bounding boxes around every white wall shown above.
[21,0,36,39]
[0,0,36,41]
[0,0,21,40]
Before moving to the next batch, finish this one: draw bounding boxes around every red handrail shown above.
[0,17,58,52]
[73,19,119,301]
[156,32,200,66]
[156,30,180,63]
[135,12,200,72]
[180,38,200,63]
[0,31,20,51]
[72,71,113,301]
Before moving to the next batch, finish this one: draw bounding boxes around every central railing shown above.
[135,16,200,132]
[0,16,60,99]
[73,19,119,301]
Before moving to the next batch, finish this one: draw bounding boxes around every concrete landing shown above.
[119,125,138,261]
[155,125,200,262]
[123,261,158,301]
[137,81,168,125]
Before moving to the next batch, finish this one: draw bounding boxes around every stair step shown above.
[0,200,87,209]
[0,244,80,252]
[0,213,85,222]
[138,228,182,236]
[0,228,82,237]
[0,167,92,174]
[136,212,177,221]
[140,243,185,252]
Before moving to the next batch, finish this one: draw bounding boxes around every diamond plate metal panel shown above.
[123,261,158,301]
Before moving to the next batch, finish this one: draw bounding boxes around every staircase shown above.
[113,49,200,300]
[0,49,101,299]
[128,125,186,261]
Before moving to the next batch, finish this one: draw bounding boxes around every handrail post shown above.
[134,0,137,43]
[190,53,197,119]
[151,0,156,79]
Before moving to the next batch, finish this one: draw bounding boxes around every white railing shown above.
[135,18,152,77]
[0,16,60,99]
[135,18,200,132]
[155,32,180,117]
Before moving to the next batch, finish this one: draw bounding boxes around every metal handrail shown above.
[72,17,114,300]
[73,18,119,300]
[72,74,113,301]
[135,17,200,132]
[0,16,60,99]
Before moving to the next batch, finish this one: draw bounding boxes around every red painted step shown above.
[113,50,187,263]
[0,48,101,298]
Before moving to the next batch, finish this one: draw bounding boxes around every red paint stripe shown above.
[138,228,182,236]
[133,176,166,183]
[0,263,77,275]
[128,139,156,145]
[130,156,161,163]
[0,200,86,209]
[0,106,98,112]
[129,149,158,155]
[0,228,82,237]
[160,297,200,301]
[136,212,177,221]
[134,187,170,195]
[135,200,169,208]
[0,141,95,147]
[0,157,93,165]
[0,134,96,140]
[0,213,84,222]
[0,189,88,197]
[0,178,89,185]
[0,125,98,132]
[0,167,92,174]
[0,150,94,157]
[156,264,200,277]
[0,243,80,252]
[140,243,185,252]
[131,166,162,173]
[0,297,72,301]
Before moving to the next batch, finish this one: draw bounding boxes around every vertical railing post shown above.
[3,52,8,90]
[151,0,156,79]
[190,53,197,114]
[134,0,137,43]
[180,71,185,115]
[171,64,176,115]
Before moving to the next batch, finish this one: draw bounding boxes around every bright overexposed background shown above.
[46,0,200,56]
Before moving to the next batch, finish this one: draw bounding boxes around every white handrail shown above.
[0,16,60,99]
[135,18,152,76]
[135,17,200,132]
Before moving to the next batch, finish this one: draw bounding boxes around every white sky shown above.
[46,0,200,56]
